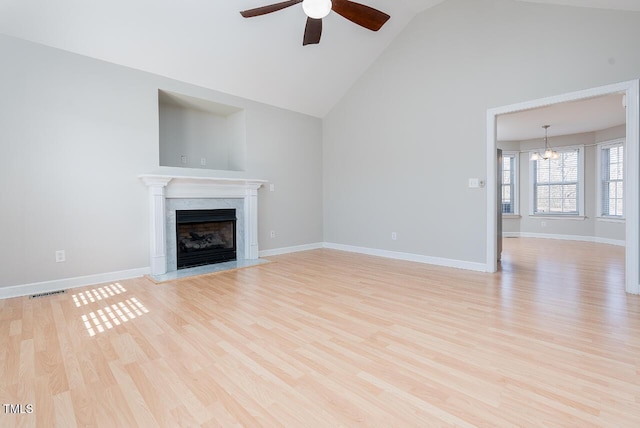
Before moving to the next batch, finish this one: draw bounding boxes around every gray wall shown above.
[0,34,323,289]
[3,0,639,288]
[500,125,625,242]
[323,0,640,264]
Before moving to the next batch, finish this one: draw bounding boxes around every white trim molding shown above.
[139,175,266,276]
[262,242,488,272]
[596,137,625,219]
[596,217,625,223]
[487,80,640,294]
[259,243,324,257]
[0,267,150,300]
[529,215,586,220]
[323,243,486,272]
[503,232,624,247]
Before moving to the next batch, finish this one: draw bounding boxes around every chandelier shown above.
[530,125,559,161]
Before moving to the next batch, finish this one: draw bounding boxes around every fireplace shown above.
[176,209,237,269]
[139,175,265,276]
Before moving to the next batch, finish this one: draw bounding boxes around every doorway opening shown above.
[486,80,639,294]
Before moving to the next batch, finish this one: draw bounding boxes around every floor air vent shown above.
[30,289,66,299]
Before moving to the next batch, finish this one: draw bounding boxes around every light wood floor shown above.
[1,238,639,427]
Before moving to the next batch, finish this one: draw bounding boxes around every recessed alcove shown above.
[158,90,246,171]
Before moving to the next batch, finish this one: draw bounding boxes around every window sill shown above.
[596,217,625,224]
[502,214,521,219]
[529,215,586,221]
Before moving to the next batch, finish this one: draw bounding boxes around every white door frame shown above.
[486,80,640,294]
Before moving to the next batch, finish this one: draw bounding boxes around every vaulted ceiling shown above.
[0,0,638,117]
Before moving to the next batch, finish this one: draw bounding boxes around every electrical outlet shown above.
[55,250,66,263]
[391,232,397,240]
[269,183,275,192]
[467,178,486,188]
[200,158,206,166]
[180,155,187,164]
[541,221,547,228]
[270,230,276,238]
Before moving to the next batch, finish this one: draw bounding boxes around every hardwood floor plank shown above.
[50,304,84,392]
[107,361,158,428]
[197,364,268,426]
[69,386,97,427]
[4,336,21,387]
[17,339,36,406]
[34,376,54,428]
[124,361,174,427]
[52,391,77,428]
[94,385,138,428]
[148,358,213,425]
[294,371,390,426]
[168,404,200,427]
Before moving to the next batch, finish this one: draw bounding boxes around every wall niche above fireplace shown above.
[158,90,246,171]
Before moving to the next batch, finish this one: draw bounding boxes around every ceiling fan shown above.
[240,0,390,46]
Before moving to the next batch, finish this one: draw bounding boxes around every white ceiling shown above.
[497,94,626,141]
[516,0,640,12]
[0,0,637,117]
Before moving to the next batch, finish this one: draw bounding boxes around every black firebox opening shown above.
[176,209,237,269]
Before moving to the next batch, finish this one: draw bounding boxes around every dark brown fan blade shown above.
[240,0,302,18]
[303,17,323,45]
[331,0,390,31]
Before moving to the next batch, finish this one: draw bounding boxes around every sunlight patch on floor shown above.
[72,283,126,307]
[74,283,149,336]
[81,297,150,337]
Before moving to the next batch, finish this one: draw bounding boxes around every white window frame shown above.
[597,138,625,220]
[501,151,519,216]
[529,144,585,218]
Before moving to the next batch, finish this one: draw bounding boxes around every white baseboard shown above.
[259,242,324,257]
[0,267,150,300]
[503,232,520,238]
[9,232,619,300]
[504,232,625,247]
[595,237,626,246]
[261,241,487,272]
[323,242,487,272]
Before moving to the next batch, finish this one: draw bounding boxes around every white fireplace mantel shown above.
[139,174,266,276]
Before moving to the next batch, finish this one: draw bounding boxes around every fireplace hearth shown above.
[176,209,237,269]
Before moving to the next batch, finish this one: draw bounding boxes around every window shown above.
[501,152,519,215]
[530,146,584,216]
[598,139,624,218]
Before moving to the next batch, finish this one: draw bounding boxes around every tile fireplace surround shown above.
[139,175,266,276]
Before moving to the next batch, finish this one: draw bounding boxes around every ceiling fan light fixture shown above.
[302,0,332,19]
[239,0,389,46]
